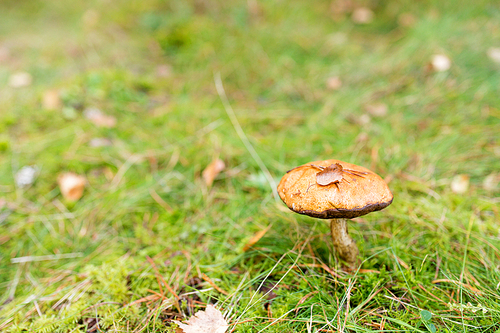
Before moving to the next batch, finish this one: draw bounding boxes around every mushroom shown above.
[277,159,393,269]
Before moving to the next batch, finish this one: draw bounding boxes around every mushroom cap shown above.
[278,159,393,219]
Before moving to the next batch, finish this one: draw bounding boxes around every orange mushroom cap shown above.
[278,159,393,219]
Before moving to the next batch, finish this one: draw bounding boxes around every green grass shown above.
[1,0,500,331]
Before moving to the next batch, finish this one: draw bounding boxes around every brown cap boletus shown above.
[278,159,393,270]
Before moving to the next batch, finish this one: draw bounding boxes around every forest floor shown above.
[1,0,500,332]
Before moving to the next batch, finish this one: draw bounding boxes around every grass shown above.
[0,0,499,331]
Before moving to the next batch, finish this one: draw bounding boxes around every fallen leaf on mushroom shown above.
[83,108,117,128]
[58,173,86,201]
[42,90,62,110]
[202,158,225,187]
[8,72,32,88]
[430,54,451,72]
[451,174,469,194]
[173,304,228,333]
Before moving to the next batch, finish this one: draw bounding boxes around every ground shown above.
[0,0,499,332]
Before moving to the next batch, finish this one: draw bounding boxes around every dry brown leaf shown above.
[352,7,374,24]
[173,305,228,333]
[487,47,500,63]
[365,102,388,117]
[326,76,342,90]
[451,174,469,194]
[83,108,117,128]
[202,158,225,187]
[430,54,451,72]
[42,90,62,110]
[243,224,272,251]
[58,173,86,201]
[9,72,32,88]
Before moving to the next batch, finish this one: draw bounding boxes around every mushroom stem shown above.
[330,218,359,270]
